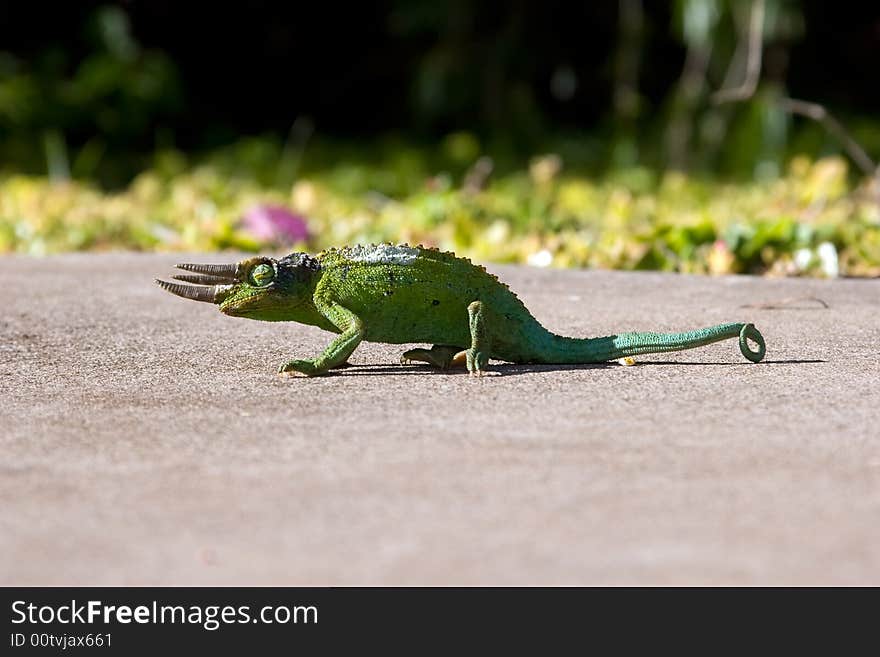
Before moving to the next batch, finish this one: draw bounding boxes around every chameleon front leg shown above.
[278,298,365,377]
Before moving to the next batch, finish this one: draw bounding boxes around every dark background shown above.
[1,0,879,183]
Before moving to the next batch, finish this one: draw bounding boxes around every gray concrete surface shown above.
[1,253,878,585]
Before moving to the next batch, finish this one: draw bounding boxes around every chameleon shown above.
[155,243,765,377]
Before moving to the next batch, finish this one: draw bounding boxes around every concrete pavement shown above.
[1,253,878,584]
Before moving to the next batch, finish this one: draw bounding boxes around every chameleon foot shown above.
[465,348,491,376]
[278,359,326,377]
[400,345,465,369]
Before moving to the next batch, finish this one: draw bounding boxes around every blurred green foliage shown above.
[0,6,181,185]
[1,2,879,277]
[2,140,877,277]
[2,1,880,182]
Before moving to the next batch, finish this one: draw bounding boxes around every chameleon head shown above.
[154,253,320,320]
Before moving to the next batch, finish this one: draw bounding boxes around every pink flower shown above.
[242,204,309,244]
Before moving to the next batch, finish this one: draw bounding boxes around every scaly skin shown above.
[155,243,766,376]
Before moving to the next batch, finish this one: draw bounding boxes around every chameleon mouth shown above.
[154,262,241,304]
[217,289,274,316]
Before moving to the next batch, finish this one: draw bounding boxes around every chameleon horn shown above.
[171,272,234,286]
[175,263,240,281]
[154,279,224,304]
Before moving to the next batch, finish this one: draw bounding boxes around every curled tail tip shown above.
[739,323,766,363]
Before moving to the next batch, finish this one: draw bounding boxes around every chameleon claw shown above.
[469,369,500,377]
[278,359,324,377]
[278,366,308,378]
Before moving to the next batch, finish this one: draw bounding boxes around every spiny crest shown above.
[340,243,420,266]
[279,252,321,271]
[310,241,521,300]
[316,242,464,266]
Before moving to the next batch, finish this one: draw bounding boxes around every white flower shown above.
[794,248,813,271]
[527,249,553,267]
[817,242,839,278]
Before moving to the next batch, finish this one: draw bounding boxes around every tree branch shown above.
[711,0,765,104]
[708,0,878,187]
[779,98,877,177]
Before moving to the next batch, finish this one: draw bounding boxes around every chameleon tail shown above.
[543,323,765,363]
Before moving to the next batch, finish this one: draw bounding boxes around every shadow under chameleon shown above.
[320,359,825,377]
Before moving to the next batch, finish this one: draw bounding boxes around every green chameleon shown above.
[156,243,765,376]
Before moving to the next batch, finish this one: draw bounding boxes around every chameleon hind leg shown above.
[465,300,493,376]
[400,345,466,369]
[399,301,492,375]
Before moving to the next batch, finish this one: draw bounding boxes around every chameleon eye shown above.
[250,263,275,286]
